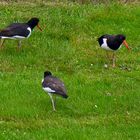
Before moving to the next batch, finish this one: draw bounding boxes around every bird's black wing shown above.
[106,35,120,50]
[42,76,68,98]
[0,23,30,37]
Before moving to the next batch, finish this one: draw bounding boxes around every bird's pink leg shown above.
[112,52,116,68]
[106,51,112,66]
[106,51,110,59]
[17,40,21,48]
[48,93,56,111]
[0,39,5,48]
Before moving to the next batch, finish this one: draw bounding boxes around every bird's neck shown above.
[27,22,36,30]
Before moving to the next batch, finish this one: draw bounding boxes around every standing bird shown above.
[0,17,42,48]
[98,34,130,67]
[42,71,68,111]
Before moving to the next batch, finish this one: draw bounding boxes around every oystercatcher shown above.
[0,17,42,48]
[98,34,130,67]
[42,71,68,111]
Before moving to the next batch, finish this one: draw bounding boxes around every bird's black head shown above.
[116,34,130,50]
[116,34,126,42]
[44,71,52,78]
[27,18,42,31]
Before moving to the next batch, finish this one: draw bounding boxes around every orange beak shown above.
[123,40,130,50]
[37,24,42,31]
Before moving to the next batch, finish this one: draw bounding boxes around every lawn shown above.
[0,1,140,140]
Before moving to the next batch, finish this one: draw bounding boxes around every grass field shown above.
[0,1,140,140]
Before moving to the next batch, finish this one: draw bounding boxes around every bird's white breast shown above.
[27,27,31,38]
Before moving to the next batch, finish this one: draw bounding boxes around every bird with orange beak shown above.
[98,34,130,67]
[0,17,42,49]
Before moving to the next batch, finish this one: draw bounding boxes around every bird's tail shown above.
[0,32,2,38]
[62,94,68,99]
[97,36,101,41]
[54,91,68,99]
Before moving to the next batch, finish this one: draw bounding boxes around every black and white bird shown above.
[42,71,68,111]
[0,17,42,48]
[98,34,130,67]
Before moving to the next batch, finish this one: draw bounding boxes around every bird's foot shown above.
[53,109,56,112]
[112,64,116,68]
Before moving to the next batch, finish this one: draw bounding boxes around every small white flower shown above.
[95,105,97,108]
[126,111,130,115]
[106,92,111,96]
[104,64,108,68]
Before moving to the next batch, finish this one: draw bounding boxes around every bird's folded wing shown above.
[0,23,29,37]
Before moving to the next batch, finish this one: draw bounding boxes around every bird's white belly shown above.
[101,44,113,51]
[1,36,25,39]
[43,87,55,93]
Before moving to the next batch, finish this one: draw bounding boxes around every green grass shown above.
[0,2,140,140]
